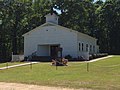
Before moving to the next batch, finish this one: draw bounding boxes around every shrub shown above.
[89,53,108,60]
[65,55,72,59]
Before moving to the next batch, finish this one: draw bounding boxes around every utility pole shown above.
[0,20,2,60]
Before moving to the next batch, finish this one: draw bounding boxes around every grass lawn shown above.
[0,56,120,90]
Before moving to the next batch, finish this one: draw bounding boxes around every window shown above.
[79,43,81,51]
[90,45,92,52]
[93,46,95,52]
[82,43,84,51]
[86,44,88,52]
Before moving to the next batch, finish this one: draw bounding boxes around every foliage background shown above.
[0,0,120,61]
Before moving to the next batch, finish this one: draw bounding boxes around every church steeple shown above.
[45,3,59,24]
[45,13,59,24]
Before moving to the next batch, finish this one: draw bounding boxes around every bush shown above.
[89,53,108,60]
[65,55,72,59]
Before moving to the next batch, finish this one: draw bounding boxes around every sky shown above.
[54,0,106,14]
[94,0,106,2]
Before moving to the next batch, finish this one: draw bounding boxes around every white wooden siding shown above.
[77,32,97,56]
[23,23,98,59]
[24,25,78,58]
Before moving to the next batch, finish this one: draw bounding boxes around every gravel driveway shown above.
[0,82,91,90]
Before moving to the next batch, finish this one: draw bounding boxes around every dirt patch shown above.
[0,82,91,90]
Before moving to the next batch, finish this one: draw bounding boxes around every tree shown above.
[96,0,120,54]
[54,0,96,34]
[0,0,120,62]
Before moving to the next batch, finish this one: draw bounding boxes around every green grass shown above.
[0,56,120,90]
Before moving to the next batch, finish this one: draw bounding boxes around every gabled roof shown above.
[22,22,55,36]
[22,22,97,40]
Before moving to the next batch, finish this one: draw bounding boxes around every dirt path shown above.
[88,55,113,62]
[0,62,39,70]
[0,82,91,90]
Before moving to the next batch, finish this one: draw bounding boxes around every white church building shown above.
[23,13,99,60]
